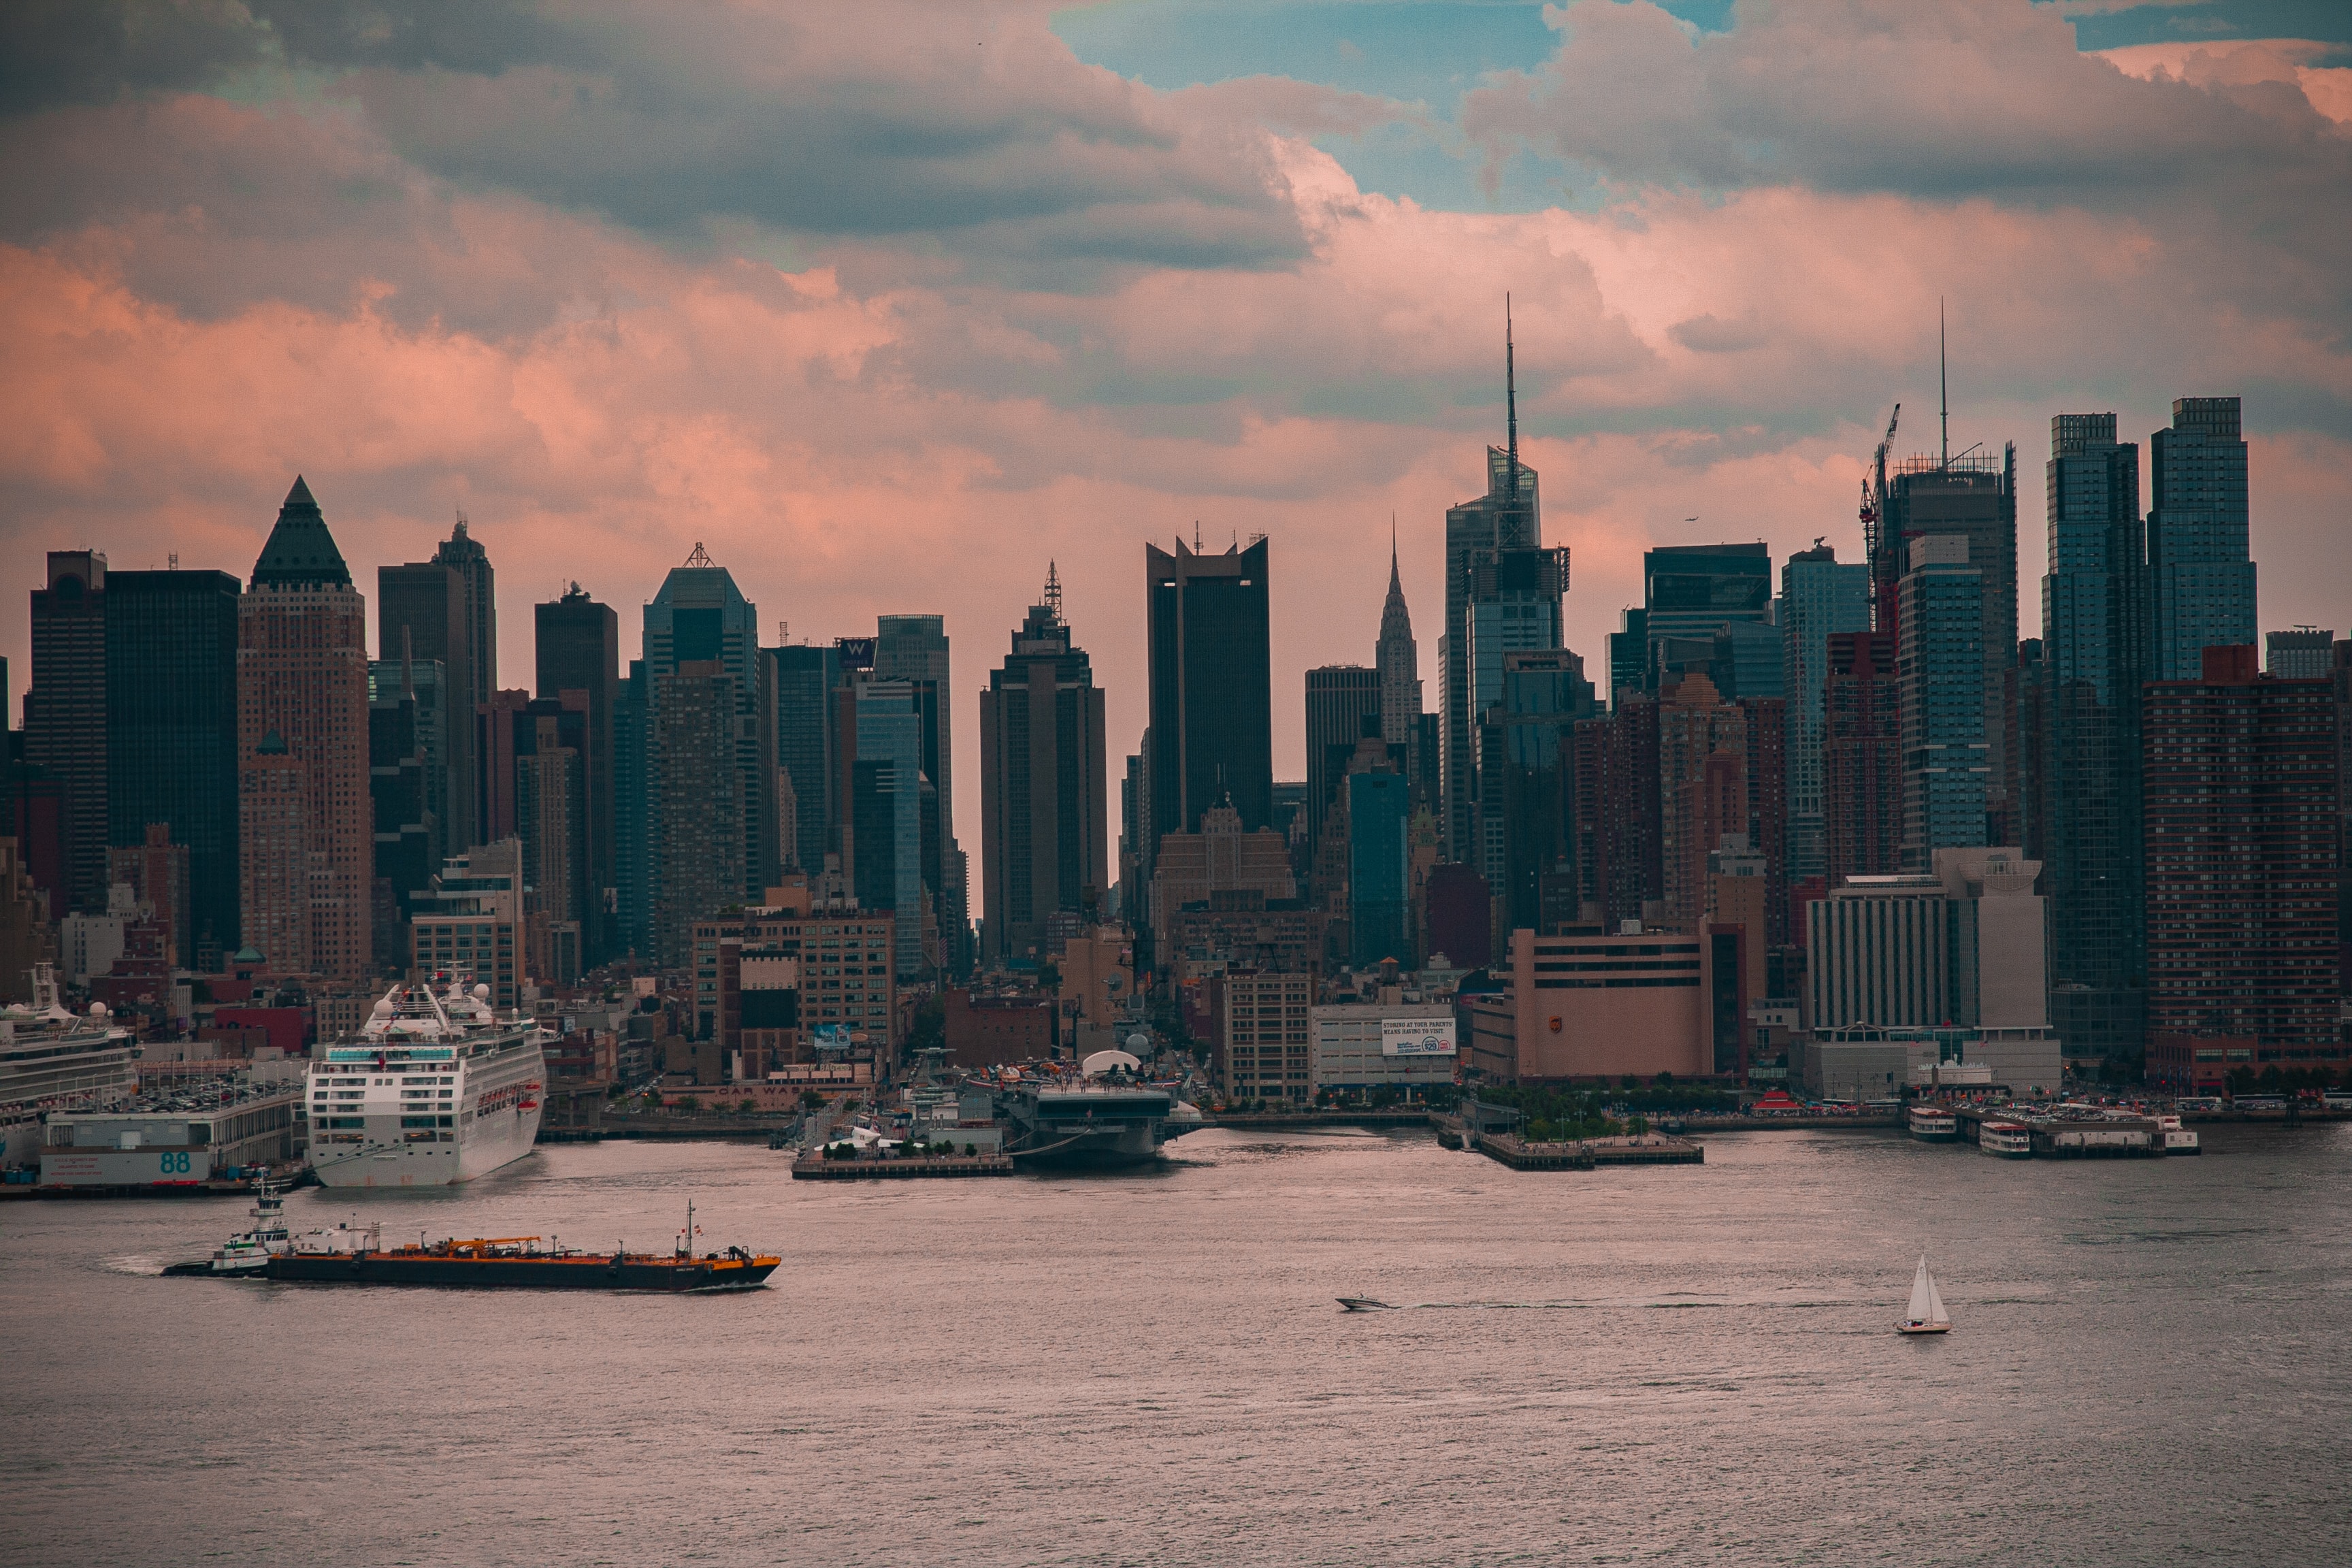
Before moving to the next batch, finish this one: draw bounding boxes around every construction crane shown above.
[1862,402,1900,557]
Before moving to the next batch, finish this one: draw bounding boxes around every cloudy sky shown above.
[4,0,2347,850]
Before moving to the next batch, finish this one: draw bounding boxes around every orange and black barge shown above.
[262,1232,779,1291]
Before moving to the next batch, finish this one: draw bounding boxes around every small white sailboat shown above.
[1897,1255,1951,1335]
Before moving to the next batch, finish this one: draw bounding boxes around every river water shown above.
[6,1123,2349,1566]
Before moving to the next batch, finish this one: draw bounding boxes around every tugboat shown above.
[162,1177,294,1277]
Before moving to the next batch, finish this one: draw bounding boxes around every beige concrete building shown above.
[1220,969,1313,1102]
[1467,926,1712,1082]
[1151,802,1296,953]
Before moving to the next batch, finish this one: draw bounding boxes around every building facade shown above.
[2148,397,2255,683]
[1897,536,1989,869]
[238,478,372,979]
[1780,544,1872,885]
[25,551,109,915]
[1145,536,1273,870]
[104,568,242,966]
[2142,647,2341,1066]
[1220,968,1314,1102]
[979,585,1108,968]
[534,584,619,960]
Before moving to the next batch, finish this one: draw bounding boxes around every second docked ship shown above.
[305,973,546,1188]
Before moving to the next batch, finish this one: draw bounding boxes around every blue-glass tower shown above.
[2148,396,2255,681]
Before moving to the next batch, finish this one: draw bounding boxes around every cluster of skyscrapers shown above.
[5,357,2343,1096]
[5,487,990,1019]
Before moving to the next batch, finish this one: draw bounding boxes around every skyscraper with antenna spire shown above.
[980,562,1107,969]
[1377,518,1422,772]
[1439,302,1541,862]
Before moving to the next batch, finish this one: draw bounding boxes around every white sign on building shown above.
[1381,1017,1456,1057]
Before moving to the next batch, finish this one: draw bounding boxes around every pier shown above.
[791,1151,1013,1181]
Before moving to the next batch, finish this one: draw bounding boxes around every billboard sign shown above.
[1382,1017,1456,1057]
[835,636,877,671]
[811,1024,852,1053]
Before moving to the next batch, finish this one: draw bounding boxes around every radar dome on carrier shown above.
[472,983,491,1002]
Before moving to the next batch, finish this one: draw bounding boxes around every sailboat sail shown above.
[1907,1257,1936,1324]
[1924,1269,1947,1325]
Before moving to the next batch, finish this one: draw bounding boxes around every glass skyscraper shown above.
[1897,536,1989,870]
[1145,536,1272,868]
[1780,545,1871,884]
[105,568,242,964]
[2149,396,2255,681]
[854,681,928,977]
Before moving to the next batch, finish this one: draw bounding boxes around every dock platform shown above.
[791,1152,1014,1181]
[1469,1131,1703,1171]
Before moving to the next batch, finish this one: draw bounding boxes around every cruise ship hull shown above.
[308,1102,542,1188]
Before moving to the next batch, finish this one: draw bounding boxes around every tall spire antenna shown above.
[1939,296,1948,468]
[1043,560,1063,623]
[1505,293,1520,504]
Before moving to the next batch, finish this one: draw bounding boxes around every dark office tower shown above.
[853,681,927,977]
[1481,649,1592,933]
[1640,543,1772,693]
[378,561,478,850]
[2143,647,2340,1070]
[979,576,1109,968]
[614,663,649,958]
[26,552,108,913]
[368,662,436,968]
[1145,536,1273,865]
[534,584,619,958]
[1573,694,1661,926]
[770,643,840,872]
[1737,696,1790,945]
[648,662,745,967]
[1781,545,1871,885]
[643,546,775,908]
[1822,631,1901,886]
[240,478,372,979]
[876,613,967,970]
[2148,397,2255,682]
[1897,536,1989,868]
[2266,629,2334,680]
[433,517,497,706]
[1442,314,1540,861]
[1375,536,1425,778]
[513,698,589,983]
[1605,608,1646,708]
[1305,666,1382,859]
[2035,413,2149,1058]
[1348,770,1412,968]
[103,568,241,963]
[1463,546,1569,889]
[1874,445,2018,828]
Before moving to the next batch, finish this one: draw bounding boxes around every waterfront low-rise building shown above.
[1309,1002,1456,1096]
[39,1076,300,1187]
[1468,925,1712,1082]
[1222,969,1313,1102]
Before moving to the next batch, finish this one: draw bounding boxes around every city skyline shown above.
[4,3,2349,855]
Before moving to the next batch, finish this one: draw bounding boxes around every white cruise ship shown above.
[1,964,137,1168]
[306,975,546,1188]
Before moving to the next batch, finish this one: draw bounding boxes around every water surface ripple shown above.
[6,1123,2348,1565]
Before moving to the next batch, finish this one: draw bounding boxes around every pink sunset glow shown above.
[3,0,2347,844]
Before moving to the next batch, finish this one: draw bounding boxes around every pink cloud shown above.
[1,5,2347,883]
